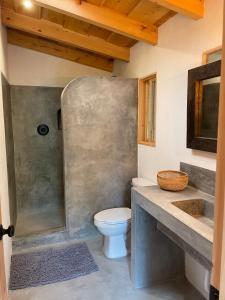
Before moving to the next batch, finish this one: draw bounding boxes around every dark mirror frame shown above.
[187,60,221,153]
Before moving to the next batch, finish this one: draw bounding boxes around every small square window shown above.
[202,46,222,64]
[138,74,157,146]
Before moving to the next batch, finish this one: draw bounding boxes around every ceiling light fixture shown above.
[23,0,33,9]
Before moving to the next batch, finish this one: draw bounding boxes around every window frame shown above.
[138,73,157,147]
[202,46,222,65]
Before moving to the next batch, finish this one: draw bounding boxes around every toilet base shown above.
[103,234,128,259]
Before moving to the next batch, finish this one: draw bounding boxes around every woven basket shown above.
[157,170,189,192]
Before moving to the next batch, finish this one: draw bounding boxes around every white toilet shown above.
[94,177,154,259]
[94,207,131,259]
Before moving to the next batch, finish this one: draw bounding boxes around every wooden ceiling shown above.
[1,0,205,71]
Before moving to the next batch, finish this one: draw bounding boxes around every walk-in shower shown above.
[2,76,138,243]
[11,86,65,236]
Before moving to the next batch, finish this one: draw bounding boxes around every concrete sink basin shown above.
[172,199,214,229]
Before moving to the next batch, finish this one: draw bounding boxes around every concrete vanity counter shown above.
[131,185,214,289]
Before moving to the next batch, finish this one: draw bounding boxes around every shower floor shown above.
[16,208,65,237]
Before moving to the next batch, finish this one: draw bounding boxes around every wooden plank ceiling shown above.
[1,0,205,71]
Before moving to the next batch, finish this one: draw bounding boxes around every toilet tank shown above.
[132,178,155,187]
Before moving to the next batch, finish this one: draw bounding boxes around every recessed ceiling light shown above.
[23,0,33,9]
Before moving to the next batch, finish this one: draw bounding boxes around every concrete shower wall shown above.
[1,74,17,225]
[62,77,137,236]
[11,86,64,215]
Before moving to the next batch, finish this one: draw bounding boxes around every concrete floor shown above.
[9,238,205,300]
[16,208,65,237]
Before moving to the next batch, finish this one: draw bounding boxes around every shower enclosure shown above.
[2,76,137,243]
[11,86,65,236]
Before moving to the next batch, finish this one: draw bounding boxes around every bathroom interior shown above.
[0,0,225,299]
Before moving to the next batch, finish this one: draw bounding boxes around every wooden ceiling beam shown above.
[148,0,204,19]
[32,0,158,45]
[2,7,129,61]
[7,29,113,72]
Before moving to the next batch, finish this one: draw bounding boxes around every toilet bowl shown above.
[94,208,131,259]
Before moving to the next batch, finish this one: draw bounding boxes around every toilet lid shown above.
[94,208,131,224]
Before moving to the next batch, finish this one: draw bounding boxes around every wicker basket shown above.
[157,170,189,192]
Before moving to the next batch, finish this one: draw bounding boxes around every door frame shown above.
[211,1,225,298]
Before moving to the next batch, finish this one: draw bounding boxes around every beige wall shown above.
[113,0,223,297]
[0,9,12,286]
[8,45,111,87]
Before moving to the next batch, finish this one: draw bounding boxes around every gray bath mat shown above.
[9,242,99,290]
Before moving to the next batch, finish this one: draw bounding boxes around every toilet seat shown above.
[94,208,131,225]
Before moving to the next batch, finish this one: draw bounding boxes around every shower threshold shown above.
[15,208,65,237]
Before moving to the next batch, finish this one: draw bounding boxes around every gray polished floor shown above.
[9,238,205,300]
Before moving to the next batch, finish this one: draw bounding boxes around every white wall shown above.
[114,0,223,184]
[0,9,12,287]
[8,45,111,87]
[113,0,223,298]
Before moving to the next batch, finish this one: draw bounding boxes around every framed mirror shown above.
[187,60,221,153]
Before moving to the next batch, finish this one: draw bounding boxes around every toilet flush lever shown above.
[0,225,15,240]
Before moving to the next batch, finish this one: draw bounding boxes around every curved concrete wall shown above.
[62,77,137,236]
